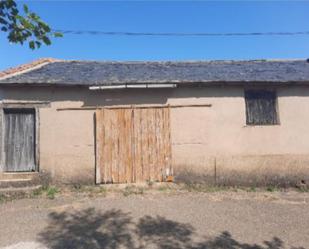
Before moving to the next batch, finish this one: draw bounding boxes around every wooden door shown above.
[4,109,36,172]
[96,107,172,183]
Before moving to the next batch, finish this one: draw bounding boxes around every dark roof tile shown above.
[1,59,309,85]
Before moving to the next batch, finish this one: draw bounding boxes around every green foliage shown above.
[31,185,59,199]
[0,0,62,49]
[0,193,5,203]
[32,186,45,197]
[158,185,170,192]
[122,185,145,197]
[71,185,107,197]
[266,186,278,192]
[248,186,257,192]
[296,185,309,192]
[46,186,59,199]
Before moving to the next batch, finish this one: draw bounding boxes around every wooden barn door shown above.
[96,107,172,183]
[4,109,36,172]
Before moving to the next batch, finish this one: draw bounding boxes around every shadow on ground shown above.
[38,208,304,249]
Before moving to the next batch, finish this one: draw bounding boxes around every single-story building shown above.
[1,58,309,186]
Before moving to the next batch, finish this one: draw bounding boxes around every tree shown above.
[0,0,62,49]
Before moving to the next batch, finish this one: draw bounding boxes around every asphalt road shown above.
[0,190,308,249]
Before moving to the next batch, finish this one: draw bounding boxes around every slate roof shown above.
[1,59,309,86]
[0,58,60,79]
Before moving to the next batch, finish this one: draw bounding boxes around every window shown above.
[245,90,278,125]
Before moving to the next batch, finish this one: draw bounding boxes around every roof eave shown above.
[1,80,309,87]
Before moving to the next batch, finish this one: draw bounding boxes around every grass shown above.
[46,186,59,199]
[0,194,5,203]
[0,181,308,204]
[296,186,309,193]
[146,180,154,188]
[266,186,279,192]
[122,185,145,197]
[71,185,107,197]
[33,184,108,199]
[0,191,28,203]
[32,186,45,197]
[182,183,229,193]
[31,185,59,199]
[158,185,170,192]
[247,186,257,192]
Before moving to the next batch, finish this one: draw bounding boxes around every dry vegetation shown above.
[0,182,308,204]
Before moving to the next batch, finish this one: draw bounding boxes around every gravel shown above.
[0,190,308,249]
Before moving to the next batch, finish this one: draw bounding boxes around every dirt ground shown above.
[0,187,308,249]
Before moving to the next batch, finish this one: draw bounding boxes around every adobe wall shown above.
[0,85,309,186]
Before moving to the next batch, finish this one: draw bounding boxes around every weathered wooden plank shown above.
[136,109,143,182]
[130,109,137,182]
[155,108,164,181]
[153,108,159,181]
[245,90,278,125]
[1,102,50,109]
[141,108,150,181]
[161,108,167,178]
[0,109,3,172]
[116,109,123,183]
[117,109,127,183]
[133,109,143,182]
[95,109,103,184]
[57,103,212,111]
[96,106,172,184]
[147,108,156,181]
[166,107,173,176]
[124,109,133,183]
[110,109,119,183]
[4,109,35,172]
[161,107,172,178]
[35,109,40,172]
[104,109,113,183]
[152,108,158,181]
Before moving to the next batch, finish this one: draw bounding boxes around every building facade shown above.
[0,59,309,186]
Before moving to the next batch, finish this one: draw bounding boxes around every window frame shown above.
[244,89,280,126]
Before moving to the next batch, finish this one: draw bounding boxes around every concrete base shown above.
[173,154,309,187]
[0,172,41,188]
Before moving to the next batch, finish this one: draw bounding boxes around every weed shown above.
[137,187,144,195]
[122,187,132,197]
[0,194,5,203]
[266,186,278,192]
[0,192,28,203]
[72,184,83,191]
[31,185,59,199]
[46,186,59,199]
[158,185,169,192]
[248,187,257,192]
[231,187,238,192]
[98,186,107,194]
[182,183,228,193]
[182,183,197,192]
[296,186,309,193]
[147,180,154,188]
[85,186,107,197]
[122,186,144,197]
[71,185,107,196]
[204,186,229,192]
[32,187,44,197]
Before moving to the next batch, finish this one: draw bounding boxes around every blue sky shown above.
[1,1,309,70]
